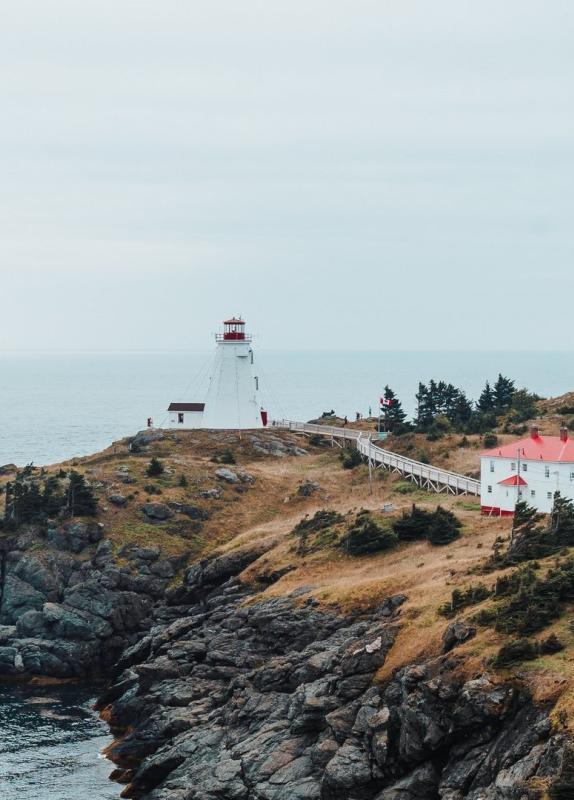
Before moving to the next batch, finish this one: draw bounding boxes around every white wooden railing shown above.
[272,419,481,496]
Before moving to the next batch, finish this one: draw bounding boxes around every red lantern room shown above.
[222,317,247,341]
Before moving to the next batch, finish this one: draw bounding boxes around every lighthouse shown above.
[168,317,267,430]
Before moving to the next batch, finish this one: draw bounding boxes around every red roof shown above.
[482,435,574,463]
[223,317,244,325]
[498,475,528,487]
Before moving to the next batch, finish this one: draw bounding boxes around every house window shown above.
[547,492,552,499]
[490,461,494,473]
[178,412,184,424]
[570,472,574,481]
[487,485,492,493]
[545,466,550,478]
[511,462,516,471]
[522,463,528,472]
[530,490,536,498]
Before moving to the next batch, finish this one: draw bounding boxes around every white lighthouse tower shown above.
[168,317,267,430]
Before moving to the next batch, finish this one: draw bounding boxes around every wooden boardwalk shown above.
[273,420,481,496]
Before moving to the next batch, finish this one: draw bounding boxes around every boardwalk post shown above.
[368,437,373,495]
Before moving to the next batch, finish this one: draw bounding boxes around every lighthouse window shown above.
[511,462,516,471]
[522,463,527,472]
[545,466,550,478]
[487,485,492,493]
[489,461,494,473]
[547,492,553,499]
[570,472,574,481]
[530,490,536,498]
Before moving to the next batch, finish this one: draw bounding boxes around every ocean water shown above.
[0,685,115,799]
[0,350,573,466]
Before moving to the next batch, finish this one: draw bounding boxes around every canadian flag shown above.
[380,397,393,407]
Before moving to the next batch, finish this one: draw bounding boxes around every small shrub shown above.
[146,457,164,477]
[426,506,462,546]
[144,483,162,495]
[540,632,564,655]
[393,504,432,541]
[339,448,362,470]
[178,474,188,488]
[483,432,498,448]
[458,436,469,448]
[292,509,343,555]
[340,512,398,556]
[394,481,418,495]
[438,583,491,617]
[309,434,325,447]
[494,638,539,667]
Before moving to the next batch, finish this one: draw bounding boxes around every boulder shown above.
[142,503,174,521]
[215,467,240,484]
[442,620,477,653]
[109,494,128,507]
[297,480,321,497]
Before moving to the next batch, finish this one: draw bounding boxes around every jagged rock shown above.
[109,494,128,506]
[142,503,174,521]
[375,762,439,799]
[442,620,476,653]
[131,430,165,449]
[168,502,210,520]
[297,480,321,496]
[46,521,104,553]
[200,488,222,499]
[215,467,240,484]
[0,463,17,475]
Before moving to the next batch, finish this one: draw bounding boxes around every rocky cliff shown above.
[94,547,568,800]
[0,520,187,677]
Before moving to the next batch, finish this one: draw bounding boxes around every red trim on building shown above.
[481,506,515,517]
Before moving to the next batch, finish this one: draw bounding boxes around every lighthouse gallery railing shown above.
[272,419,481,496]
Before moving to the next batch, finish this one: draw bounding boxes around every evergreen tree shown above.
[415,383,434,431]
[493,374,516,410]
[427,506,462,545]
[66,471,98,517]
[510,388,538,423]
[146,457,165,477]
[381,385,407,433]
[477,381,495,412]
[450,391,473,428]
[42,476,64,518]
[393,504,433,542]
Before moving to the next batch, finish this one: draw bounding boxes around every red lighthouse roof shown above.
[223,317,244,325]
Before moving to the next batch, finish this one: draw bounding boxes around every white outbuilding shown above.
[168,317,267,430]
[480,425,574,516]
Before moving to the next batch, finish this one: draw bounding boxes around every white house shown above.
[168,402,205,428]
[480,425,574,516]
[168,317,267,430]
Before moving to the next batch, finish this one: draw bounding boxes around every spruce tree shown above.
[66,471,98,517]
[477,381,495,412]
[381,385,407,433]
[493,374,516,410]
[146,457,165,477]
[415,383,434,431]
[427,506,462,546]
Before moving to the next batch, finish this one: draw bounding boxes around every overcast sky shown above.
[1,1,573,351]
